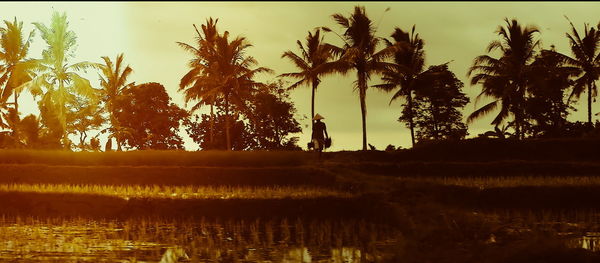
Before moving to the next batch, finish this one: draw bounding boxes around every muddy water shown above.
[0,216,401,262]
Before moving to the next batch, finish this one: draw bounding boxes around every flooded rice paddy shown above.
[0,216,401,262]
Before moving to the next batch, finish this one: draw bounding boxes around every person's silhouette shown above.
[311,113,329,158]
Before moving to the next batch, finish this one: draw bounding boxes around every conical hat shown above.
[313,113,324,120]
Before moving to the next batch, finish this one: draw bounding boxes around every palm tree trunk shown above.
[225,94,231,151]
[117,137,122,151]
[358,73,367,151]
[431,102,439,140]
[407,92,416,147]
[588,80,593,125]
[311,80,316,131]
[13,92,18,114]
[58,82,69,147]
[79,131,87,150]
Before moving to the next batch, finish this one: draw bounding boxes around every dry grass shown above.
[0,183,353,200]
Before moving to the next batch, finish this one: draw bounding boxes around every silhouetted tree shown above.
[185,111,254,151]
[26,12,99,147]
[0,18,35,132]
[477,124,514,139]
[2,112,62,149]
[374,26,429,147]
[468,18,540,140]
[247,81,302,150]
[66,94,104,151]
[526,48,578,137]
[280,29,335,130]
[399,64,469,142]
[179,19,270,150]
[178,18,220,148]
[212,31,271,151]
[0,108,19,147]
[114,82,188,150]
[89,137,101,151]
[560,18,600,126]
[98,53,134,151]
[323,6,395,150]
[18,114,41,147]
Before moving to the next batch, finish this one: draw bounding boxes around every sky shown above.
[2,1,600,151]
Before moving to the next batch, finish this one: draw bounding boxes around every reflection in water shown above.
[486,209,600,252]
[0,216,400,262]
[160,247,190,263]
[568,233,600,252]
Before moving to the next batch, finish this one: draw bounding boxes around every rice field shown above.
[399,176,600,188]
[0,216,402,262]
[0,184,354,200]
[0,149,316,167]
[3,149,600,261]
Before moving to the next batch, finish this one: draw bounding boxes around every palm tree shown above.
[177,18,221,149]
[468,18,540,140]
[374,26,427,147]
[211,31,272,150]
[560,18,600,126]
[0,18,35,131]
[25,12,99,146]
[323,6,395,150]
[180,20,270,150]
[280,29,334,130]
[98,53,133,151]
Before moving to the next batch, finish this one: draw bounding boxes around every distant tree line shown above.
[0,12,302,151]
[281,6,600,150]
[1,7,600,151]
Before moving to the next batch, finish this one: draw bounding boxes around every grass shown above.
[0,183,353,200]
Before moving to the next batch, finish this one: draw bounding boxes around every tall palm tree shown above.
[177,18,221,148]
[374,26,427,147]
[280,29,334,130]
[0,18,35,131]
[25,12,99,146]
[323,6,395,150]
[560,18,600,126]
[211,30,272,150]
[468,18,540,140]
[98,53,133,151]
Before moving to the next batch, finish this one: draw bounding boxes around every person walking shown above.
[311,113,329,157]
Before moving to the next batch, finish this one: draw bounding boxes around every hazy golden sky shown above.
[2,1,600,150]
